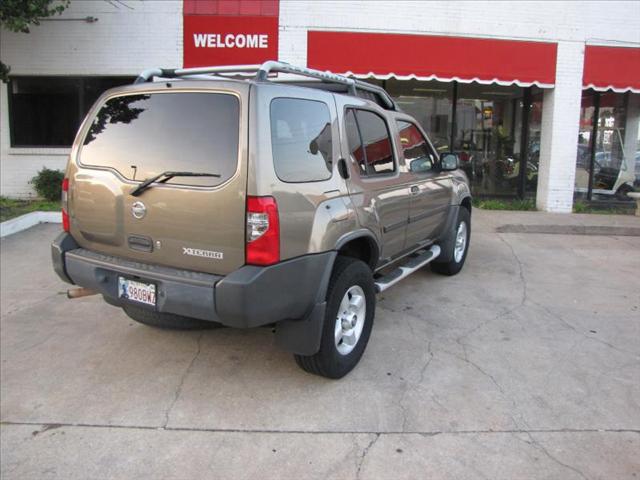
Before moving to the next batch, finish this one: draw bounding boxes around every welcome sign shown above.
[183,15,278,67]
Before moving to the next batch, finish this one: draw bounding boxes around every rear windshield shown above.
[80,92,239,187]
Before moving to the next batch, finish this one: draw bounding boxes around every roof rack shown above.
[133,61,398,110]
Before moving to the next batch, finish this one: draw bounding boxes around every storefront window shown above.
[453,83,523,196]
[575,91,637,200]
[526,88,544,195]
[386,79,453,153]
[9,76,134,147]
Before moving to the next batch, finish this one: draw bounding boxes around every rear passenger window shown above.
[270,98,333,183]
[396,120,437,174]
[345,109,367,175]
[345,109,396,176]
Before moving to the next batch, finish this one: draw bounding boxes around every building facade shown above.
[1,0,639,212]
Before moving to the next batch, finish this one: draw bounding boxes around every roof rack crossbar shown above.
[134,65,261,84]
[133,61,398,110]
[256,61,397,109]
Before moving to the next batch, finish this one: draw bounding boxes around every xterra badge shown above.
[182,247,224,260]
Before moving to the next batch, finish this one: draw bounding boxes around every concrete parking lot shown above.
[1,210,639,479]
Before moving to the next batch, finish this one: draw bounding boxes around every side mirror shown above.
[440,152,459,171]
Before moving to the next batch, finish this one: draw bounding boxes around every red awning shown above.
[583,45,640,93]
[307,31,557,88]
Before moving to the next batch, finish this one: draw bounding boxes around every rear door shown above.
[68,82,248,275]
[339,101,411,261]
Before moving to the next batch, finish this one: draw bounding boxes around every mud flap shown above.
[274,302,326,355]
[434,204,461,263]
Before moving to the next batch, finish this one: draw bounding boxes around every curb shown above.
[496,223,640,236]
[0,211,62,238]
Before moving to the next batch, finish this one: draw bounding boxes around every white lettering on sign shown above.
[193,33,269,49]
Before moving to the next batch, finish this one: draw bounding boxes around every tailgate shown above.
[67,86,248,276]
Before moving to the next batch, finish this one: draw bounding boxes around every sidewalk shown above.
[473,208,639,234]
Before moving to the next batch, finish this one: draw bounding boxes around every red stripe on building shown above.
[583,45,640,93]
[307,31,557,87]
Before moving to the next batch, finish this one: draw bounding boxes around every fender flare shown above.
[334,229,381,270]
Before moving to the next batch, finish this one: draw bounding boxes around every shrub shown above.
[31,167,65,201]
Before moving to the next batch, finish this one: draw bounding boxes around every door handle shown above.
[410,185,420,195]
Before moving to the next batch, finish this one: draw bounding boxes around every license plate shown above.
[118,277,156,306]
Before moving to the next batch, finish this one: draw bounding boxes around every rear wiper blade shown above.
[130,171,221,197]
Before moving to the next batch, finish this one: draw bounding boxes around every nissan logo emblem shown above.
[131,201,147,219]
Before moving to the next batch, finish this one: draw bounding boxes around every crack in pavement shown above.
[497,234,528,308]
[520,431,589,480]
[534,300,638,358]
[397,341,435,432]
[162,333,203,429]
[499,233,637,359]
[355,433,380,480]
[442,349,507,396]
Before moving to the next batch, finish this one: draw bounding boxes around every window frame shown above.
[269,96,335,184]
[344,107,398,178]
[395,119,441,175]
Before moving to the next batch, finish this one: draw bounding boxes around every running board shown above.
[374,245,441,293]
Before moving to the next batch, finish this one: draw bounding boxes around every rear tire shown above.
[294,257,375,379]
[122,304,222,330]
[615,183,634,201]
[431,207,471,276]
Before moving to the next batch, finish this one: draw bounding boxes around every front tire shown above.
[122,304,222,330]
[294,257,375,379]
[431,207,471,276]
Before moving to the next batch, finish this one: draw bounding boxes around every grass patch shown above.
[0,197,60,222]
[573,201,634,215]
[472,198,537,211]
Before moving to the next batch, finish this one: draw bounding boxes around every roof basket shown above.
[133,61,398,111]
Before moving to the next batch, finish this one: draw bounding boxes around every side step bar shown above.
[374,245,441,293]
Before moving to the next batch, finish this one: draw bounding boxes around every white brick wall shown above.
[2,0,639,206]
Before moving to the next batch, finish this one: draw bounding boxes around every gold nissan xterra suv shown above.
[52,61,472,378]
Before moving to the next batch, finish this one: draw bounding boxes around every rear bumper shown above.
[51,233,335,331]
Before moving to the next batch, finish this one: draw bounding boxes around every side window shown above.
[270,98,333,183]
[397,120,438,174]
[345,109,367,175]
[355,110,396,175]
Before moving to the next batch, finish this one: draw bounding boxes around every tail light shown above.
[61,177,70,232]
[246,196,279,266]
